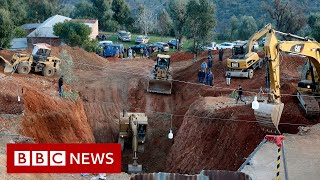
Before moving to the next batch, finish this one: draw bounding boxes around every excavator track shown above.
[297,91,319,119]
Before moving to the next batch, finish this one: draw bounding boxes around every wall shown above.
[27,37,61,48]
[89,20,99,40]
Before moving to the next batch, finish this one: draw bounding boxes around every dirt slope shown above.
[166,97,265,174]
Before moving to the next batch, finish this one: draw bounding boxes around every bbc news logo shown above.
[7,144,121,173]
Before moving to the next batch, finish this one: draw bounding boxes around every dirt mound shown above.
[166,97,265,173]
[0,79,24,114]
[51,45,107,71]
[20,87,94,143]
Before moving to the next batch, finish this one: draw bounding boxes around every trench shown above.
[75,53,316,174]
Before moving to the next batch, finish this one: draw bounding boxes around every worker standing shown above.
[122,48,126,59]
[236,85,246,104]
[148,47,152,57]
[207,57,213,71]
[143,48,148,58]
[226,72,231,86]
[115,48,119,58]
[198,69,202,83]
[128,48,133,59]
[208,49,212,58]
[140,48,144,58]
[201,61,207,73]
[201,70,206,84]
[219,48,224,63]
[58,75,64,97]
[208,70,213,86]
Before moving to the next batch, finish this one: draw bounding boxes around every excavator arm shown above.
[254,25,320,134]
[247,23,272,54]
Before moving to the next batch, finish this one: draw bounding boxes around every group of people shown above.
[198,57,214,86]
[114,47,152,59]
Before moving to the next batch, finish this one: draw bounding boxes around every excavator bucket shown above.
[254,102,284,134]
[4,64,14,73]
[128,164,143,174]
[147,79,172,95]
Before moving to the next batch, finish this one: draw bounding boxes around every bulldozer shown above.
[147,54,172,94]
[225,24,271,79]
[118,112,148,173]
[253,24,320,134]
[0,43,60,77]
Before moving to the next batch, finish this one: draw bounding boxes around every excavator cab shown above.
[231,45,246,59]
[147,54,173,94]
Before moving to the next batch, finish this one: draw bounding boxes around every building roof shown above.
[70,19,98,29]
[71,19,97,24]
[21,23,41,30]
[27,15,71,38]
[9,38,27,50]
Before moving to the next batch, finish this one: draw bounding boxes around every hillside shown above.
[64,0,319,32]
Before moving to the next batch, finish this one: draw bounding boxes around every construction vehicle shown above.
[118,112,148,173]
[254,24,320,134]
[225,24,272,79]
[147,54,172,94]
[0,43,60,77]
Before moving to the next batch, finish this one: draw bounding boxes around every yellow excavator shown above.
[118,112,148,173]
[254,24,320,134]
[226,24,271,79]
[147,54,172,94]
[0,43,60,77]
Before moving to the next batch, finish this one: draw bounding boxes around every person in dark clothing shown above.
[148,47,152,56]
[140,48,144,58]
[208,49,212,58]
[207,57,213,70]
[201,70,206,83]
[236,85,246,104]
[204,70,213,86]
[143,48,148,58]
[122,48,126,58]
[58,76,64,97]
[219,48,224,62]
[198,69,202,82]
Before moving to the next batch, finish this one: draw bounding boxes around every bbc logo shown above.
[14,151,66,166]
[7,144,121,173]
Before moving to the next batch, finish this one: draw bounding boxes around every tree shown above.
[238,15,257,40]
[91,0,113,31]
[73,0,95,18]
[1,0,28,25]
[136,5,156,36]
[111,0,130,28]
[263,0,306,33]
[230,15,238,40]
[13,27,28,38]
[0,9,14,48]
[53,21,91,47]
[167,0,187,51]
[158,9,172,37]
[309,13,320,41]
[27,0,59,22]
[184,0,216,55]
